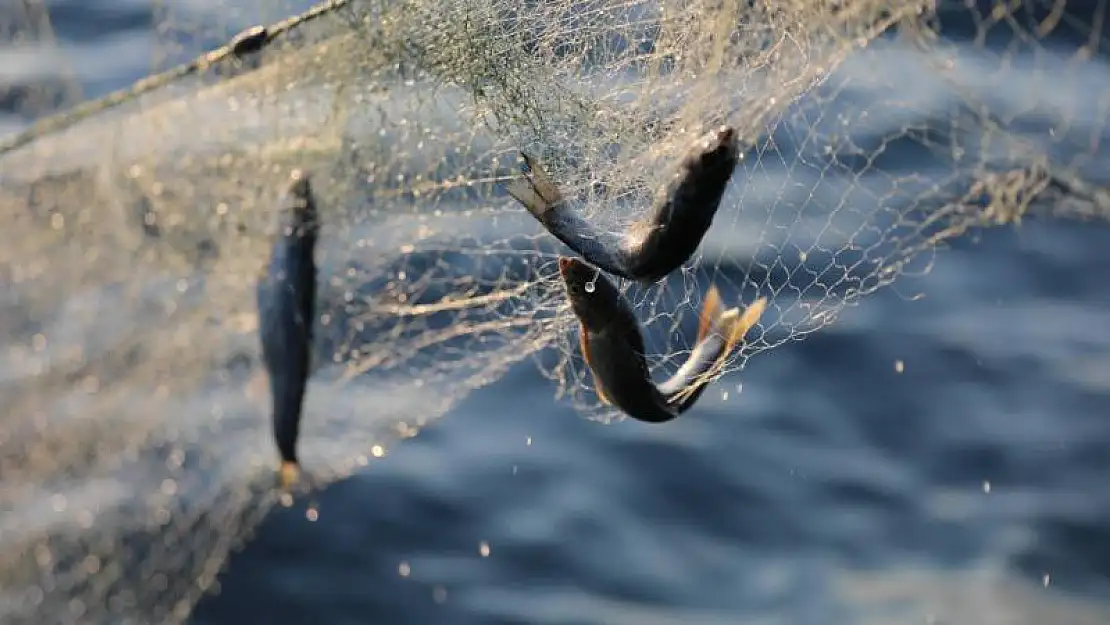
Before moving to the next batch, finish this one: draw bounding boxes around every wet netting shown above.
[2,0,1109,623]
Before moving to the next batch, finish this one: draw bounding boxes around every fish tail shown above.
[506,152,563,217]
[278,461,301,490]
[266,352,309,478]
[716,295,767,360]
[510,155,635,279]
[696,284,725,343]
[665,289,767,412]
[505,178,550,216]
[522,153,562,204]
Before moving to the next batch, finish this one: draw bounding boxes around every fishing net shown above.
[2,0,1109,623]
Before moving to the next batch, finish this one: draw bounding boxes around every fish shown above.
[508,125,741,283]
[256,169,319,489]
[558,256,766,423]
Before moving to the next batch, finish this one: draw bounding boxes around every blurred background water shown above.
[4,1,1110,624]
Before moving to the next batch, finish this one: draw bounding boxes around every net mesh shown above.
[1,0,1109,623]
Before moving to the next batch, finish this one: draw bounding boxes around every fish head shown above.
[558,257,622,331]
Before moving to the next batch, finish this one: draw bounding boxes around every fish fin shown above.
[696,285,724,343]
[579,324,611,405]
[666,294,767,408]
[278,461,301,490]
[699,294,767,381]
[520,152,563,205]
[720,296,768,354]
[578,323,591,368]
[505,177,550,216]
[507,153,564,217]
[594,375,613,406]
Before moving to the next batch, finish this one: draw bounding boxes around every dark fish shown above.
[559,256,766,423]
[257,170,318,489]
[508,126,740,283]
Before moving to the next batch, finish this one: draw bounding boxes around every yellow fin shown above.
[721,296,768,352]
[667,293,768,407]
[579,324,612,405]
[278,461,301,490]
[696,285,724,343]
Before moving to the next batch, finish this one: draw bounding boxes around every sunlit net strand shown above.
[0,0,892,490]
[4,0,1087,419]
[134,0,852,419]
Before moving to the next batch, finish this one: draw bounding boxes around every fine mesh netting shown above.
[2,0,1110,623]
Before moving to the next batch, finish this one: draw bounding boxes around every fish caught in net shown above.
[2,0,1110,623]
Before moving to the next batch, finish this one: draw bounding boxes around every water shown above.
[5,2,1110,624]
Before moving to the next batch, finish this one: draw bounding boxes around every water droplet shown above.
[585,281,596,293]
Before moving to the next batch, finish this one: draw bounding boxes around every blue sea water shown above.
[3,1,1110,624]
